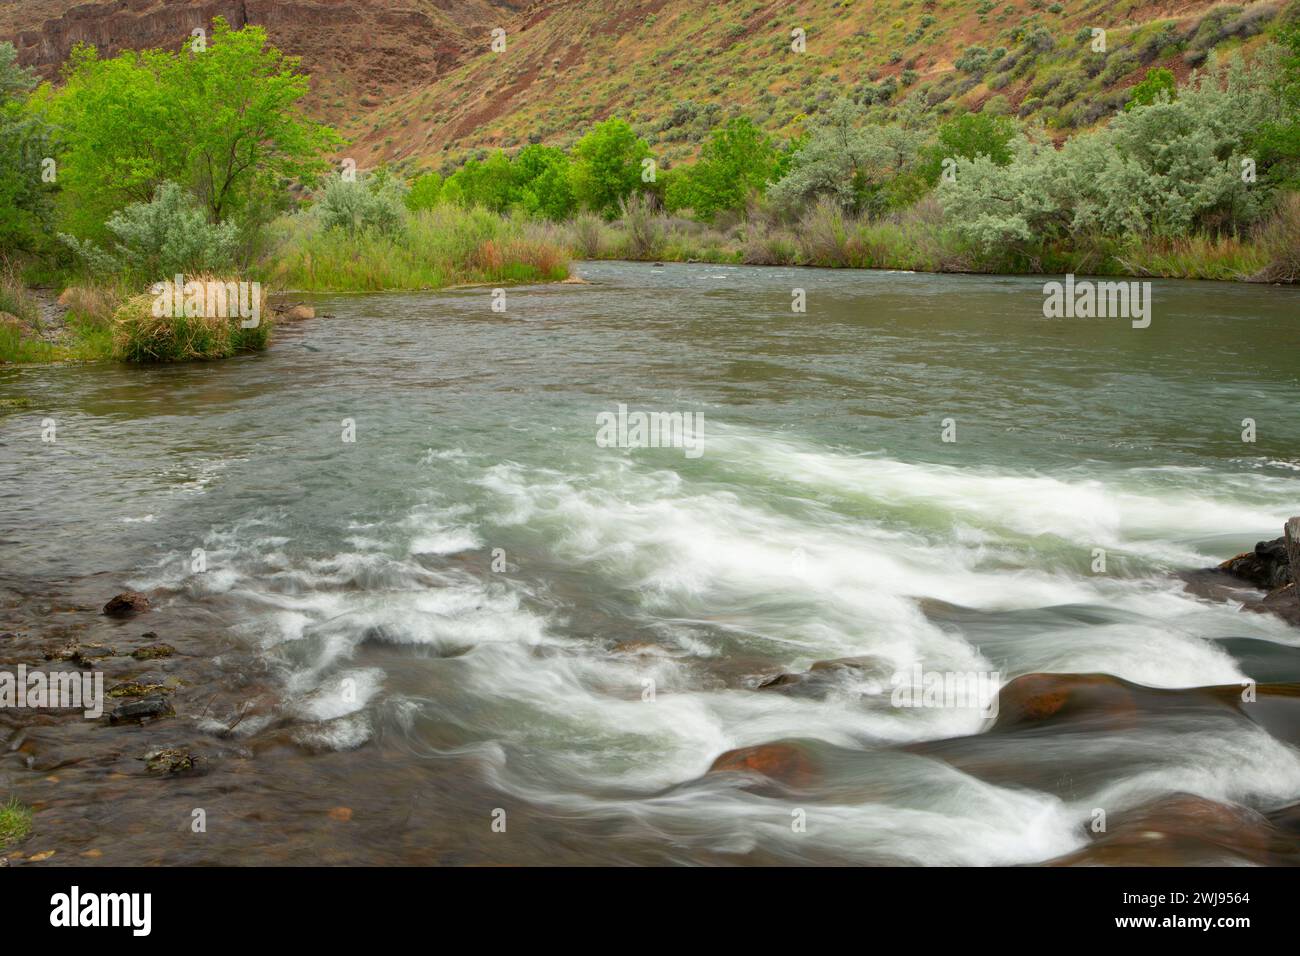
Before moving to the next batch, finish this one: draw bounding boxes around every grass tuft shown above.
[111,275,272,363]
[0,797,32,849]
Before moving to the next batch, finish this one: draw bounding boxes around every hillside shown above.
[359,0,1286,173]
[2,0,1291,172]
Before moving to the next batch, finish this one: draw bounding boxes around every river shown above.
[2,261,1299,865]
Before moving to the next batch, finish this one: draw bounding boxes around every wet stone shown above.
[143,748,196,774]
[109,695,174,725]
[103,591,150,617]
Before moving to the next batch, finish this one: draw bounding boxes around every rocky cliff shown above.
[0,0,528,116]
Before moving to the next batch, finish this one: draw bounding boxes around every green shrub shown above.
[317,170,407,237]
[60,182,239,278]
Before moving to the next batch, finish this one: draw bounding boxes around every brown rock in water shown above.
[103,591,149,617]
[708,742,818,787]
[1184,521,1299,627]
[132,642,175,660]
[277,304,315,321]
[991,672,1139,731]
[1249,583,1300,627]
[1049,793,1289,866]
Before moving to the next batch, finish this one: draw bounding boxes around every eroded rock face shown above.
[0,0,502,110]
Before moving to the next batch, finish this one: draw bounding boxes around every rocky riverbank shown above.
[4,520,1299,865]
[1181,519,1300,627]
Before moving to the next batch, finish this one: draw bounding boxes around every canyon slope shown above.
[1,0,1288,172]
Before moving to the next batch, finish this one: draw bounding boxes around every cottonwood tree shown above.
[39,17,341,243]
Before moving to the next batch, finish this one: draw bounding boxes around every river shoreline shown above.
[5,255,1299,372]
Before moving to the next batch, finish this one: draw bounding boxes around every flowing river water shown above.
[2,261,1300,865]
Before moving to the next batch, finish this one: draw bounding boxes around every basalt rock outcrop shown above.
[0,1,504,114]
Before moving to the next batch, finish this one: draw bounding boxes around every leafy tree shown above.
[441,151,516,212]
[664,117,776,221]
[405,171,444,211]
[1125,68,1176,111]
[511,144,575,220]
[1252,23,1300,187]
[179,19,342,225]
[569,118,652,218]
[41,18,341,240]
[0,42,57,253]
[934,112,1018,166]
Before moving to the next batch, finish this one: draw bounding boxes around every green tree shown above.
[666,117,776,221]
[441,151,516,212]
[180,19,342,225]
[934,112,1018,166]
[569,118,652,218]
[0,42,56,253]
[1253,24,1300,187]
[42,18,341,240]
[405,170,444,211]
[511,144,574,220]
[1125,67,1176,111]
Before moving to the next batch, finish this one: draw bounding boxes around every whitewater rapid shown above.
[131,422,1300,865]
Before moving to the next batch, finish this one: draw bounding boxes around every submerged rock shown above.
[132,642,175,661]
[1049,793,1290,866]
[109,695,174,724]
[68,643,116,666]
[143,748,196,774]
[708,742,818,788]
[103,591,150,617]
[757,656,890,698]
[107,680,169,699]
